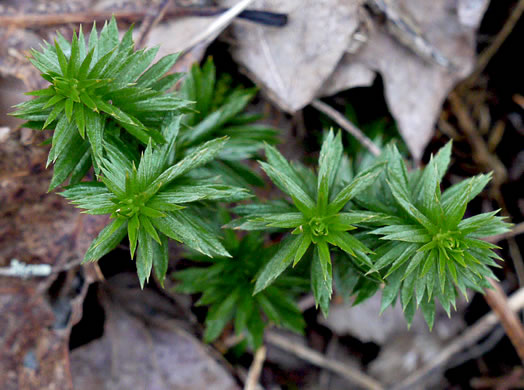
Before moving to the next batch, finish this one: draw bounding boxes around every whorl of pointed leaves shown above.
[174,229,306,349]
[178,58,279,188]
[231,131,385,316]
[12,17,191,190]
[11,16,512,332]
[61,115,250,287]
[361,142,511,328]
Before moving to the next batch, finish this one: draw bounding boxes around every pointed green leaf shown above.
[136,227,153,288]
[254,235,301,294]
[311,246,332,317]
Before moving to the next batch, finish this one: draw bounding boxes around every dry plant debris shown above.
[70,280,239,390]
[222,0,490,159]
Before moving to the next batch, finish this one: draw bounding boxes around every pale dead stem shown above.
[483,279,524,363]
[135,0,173,50]
[485,222,524,244]
[0,5,233,28]
[311,99,382,157]
[244,346,266,390]
[181,0,256,53]
[463,0,524,87]
[392,287,524,390]
[265,331,385,390]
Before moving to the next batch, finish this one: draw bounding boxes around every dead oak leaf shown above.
[70,286,239,390]
[221,0,363,112]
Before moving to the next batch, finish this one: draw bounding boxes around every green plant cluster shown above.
[175,218,306,349]
[14,18,511,347]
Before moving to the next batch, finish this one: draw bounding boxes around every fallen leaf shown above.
[347,0,489,159]
[319,294,466,344]
[70,279,240,390]
[368,332,444,387]
[145,17,215,73]
[222,0,489,159]
[221,0,363,112]
[319,59,376,96]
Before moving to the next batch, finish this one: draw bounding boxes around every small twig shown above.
[222,333,246,350]
[483,279,524,363]
[508,237,524,288]
[448,326,506,368]
[448,91,507,187]
[466,0,524,85]
[485,222,524,244]
[136,0,172,49]
[266,331,384,390]
[297,293,316,311]
[470,367,524,389]
[181,0,255,53]
[392,287,524,390]
[311,99,381,157]
[0,4,283,29]
[318,336,340,388]
[244,346,267,390]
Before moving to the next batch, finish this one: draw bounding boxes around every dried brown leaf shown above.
[70,282,239,390]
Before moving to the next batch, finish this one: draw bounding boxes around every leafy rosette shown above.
[61,115,249,287]
[13,17,191,189]
[174,228,306,349]
[361,142,511,328]
[231,131,384,315]
[178,59,279,187]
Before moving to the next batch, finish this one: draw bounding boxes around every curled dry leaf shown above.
[221,0,363,112]
[222,0,489,159]
[345,0,490,160]
[319,295,466,345]
[70,281,239,390]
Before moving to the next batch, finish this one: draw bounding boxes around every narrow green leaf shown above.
[137,53,180,87]
[433,141,452,181]
[151,137,228,190]
[137,227,154,289]
[328,166,383,214]
[84,218,128,263]
[204,288,240,342]
[293,233,312,266]
[54,40,68,76]
[255,212,305,228]
[317,130,343,198]
[254,235,301,294]
[259,161,315,216]
[380,267,404,313]
[152,210,229,258]
[420,298,436,330]
[128,214,140,259]
[311,246,332,317]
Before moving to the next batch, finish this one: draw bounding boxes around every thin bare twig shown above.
[483,279,524,363]
[266,331,384,390]
[136,0,172,49]
[485,222,524,244]
[0,5,263,29]
[448,91,507,187]
[244,346,266,390]
[392,287,524,390]
[297,293,316,311]
[311,99,382,157]
[181,0,255,53]
[0,7,197,28]
[465,0,524,85]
